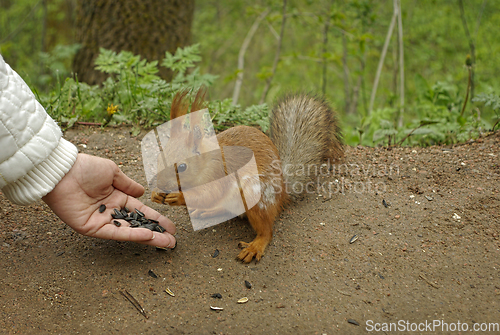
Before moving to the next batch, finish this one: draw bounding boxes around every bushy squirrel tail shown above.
[269,93,343,195]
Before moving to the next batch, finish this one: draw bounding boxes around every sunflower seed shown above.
[165,288,175,297]
[244,280,252,289]
[130,220,142,227]
[148,270,158,278]
[99,204,106,213]
[139,223,157,230]
[112,209,125,219]
[154,225,166,233]
[212,249,219,258]
[113,220,121,227]
[135,208,145,217]
[349,234,359,244]
[348,319,359,326]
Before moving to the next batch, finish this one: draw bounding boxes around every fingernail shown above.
[150,233,156,240]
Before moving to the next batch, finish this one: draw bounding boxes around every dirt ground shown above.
[0,126,499,335]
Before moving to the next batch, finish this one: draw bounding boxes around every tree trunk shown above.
[73,0,194,85]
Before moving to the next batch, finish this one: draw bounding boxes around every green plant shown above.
[209,99,269,132]
[473,92,500,130]
[40,45,267,135]
[346,73,494,147]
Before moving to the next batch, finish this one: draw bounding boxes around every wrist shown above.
[2,138,78,205]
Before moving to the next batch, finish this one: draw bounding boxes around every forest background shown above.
[1,0,499,146]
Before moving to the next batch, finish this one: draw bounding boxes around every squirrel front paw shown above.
[151,191,167,204]
[164,192,186,206]
[151,191,186,206]
[237,239,267,263]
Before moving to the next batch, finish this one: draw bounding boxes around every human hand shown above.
[42,153,176,248]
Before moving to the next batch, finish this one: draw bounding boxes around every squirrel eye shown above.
[177,163,187,173]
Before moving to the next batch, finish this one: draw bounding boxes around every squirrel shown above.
[151,89,343,262]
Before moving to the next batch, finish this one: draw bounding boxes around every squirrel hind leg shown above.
[236,206,277,263]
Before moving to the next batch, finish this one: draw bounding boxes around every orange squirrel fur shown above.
[151,90,343,262]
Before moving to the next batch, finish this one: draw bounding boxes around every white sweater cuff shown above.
[2,138,78,205]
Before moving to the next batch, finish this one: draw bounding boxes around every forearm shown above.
[0,55,78,205]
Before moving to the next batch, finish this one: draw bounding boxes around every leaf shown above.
[411,128,434,135]
[414,74,431,101]
[130,126,141,137]
[457,115,467,126]
[419,119,440,126]
[161,44,202,74]
[373,128,397,142]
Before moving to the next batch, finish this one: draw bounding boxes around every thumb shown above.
[112,164,145,197]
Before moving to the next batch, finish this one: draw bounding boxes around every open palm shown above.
[42,154,176,248]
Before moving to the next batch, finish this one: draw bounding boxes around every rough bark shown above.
[73,0,194,85]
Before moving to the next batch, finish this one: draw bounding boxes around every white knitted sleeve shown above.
[0,55,78,205]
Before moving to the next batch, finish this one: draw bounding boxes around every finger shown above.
[125,197,176,236]
[94,224,176,248]
[112,164,145,197]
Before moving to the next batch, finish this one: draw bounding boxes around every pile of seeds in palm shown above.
[99,204,166,233]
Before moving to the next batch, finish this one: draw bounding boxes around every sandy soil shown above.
[0,127,499,335]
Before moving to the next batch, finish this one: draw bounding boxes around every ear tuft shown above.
[170,90,190,120]
[190,87,207,113]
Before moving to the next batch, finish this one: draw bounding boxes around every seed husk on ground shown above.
[349,234,358,244]
[211,293,222,299]
[348,319,360,326]
[237,297,249,304]
[165,288,175,297]
[245,280,252,289]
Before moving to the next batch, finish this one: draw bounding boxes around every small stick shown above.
[322,197,333,203]
[336,289,351,296]
[419,274,439,289]
[76,121,102,126]
[120,290,148,319]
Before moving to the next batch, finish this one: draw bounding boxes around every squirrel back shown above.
[269,93,343,195]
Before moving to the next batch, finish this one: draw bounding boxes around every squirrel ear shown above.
[190,87,207,114]
[170,90,190,137]
[170,90,190,120]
